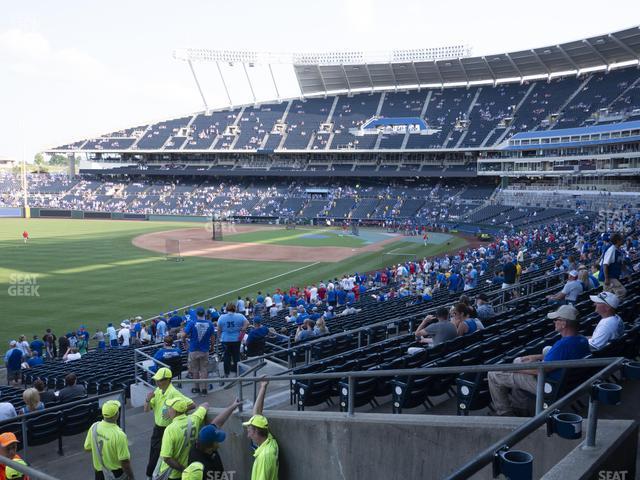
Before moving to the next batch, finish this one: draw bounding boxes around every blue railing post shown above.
[585,392,600,448]
[347,375,355,416]
[535,366,545,414]
[20,417,28,459]
[120,389,127,433]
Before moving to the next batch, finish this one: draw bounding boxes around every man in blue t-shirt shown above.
[150,336,182,374]
[289,295,298,309]
[168,311,183,334]
[336,288,347,306]
[296,307,309,324]
[273,292,283,308]
[30,335,45,358]
[245,318,269,357]
[448,271,461,293]
[326,288,337,307]
[4,341,24,385]
[308,307,322,321]
[155,316,167,342]
[217,304,249,382]
[236,296,245,314]
[488,305,589,416]
[77,326,90,342]
[27,351,44,368]
[184,307,215,395]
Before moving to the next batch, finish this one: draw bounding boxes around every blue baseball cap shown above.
[198,424,226,445]
[196,306,206,316]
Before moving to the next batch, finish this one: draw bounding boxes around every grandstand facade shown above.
[46,27,640,184]
[9,26,629,228]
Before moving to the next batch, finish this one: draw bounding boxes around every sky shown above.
[0,0,638,162]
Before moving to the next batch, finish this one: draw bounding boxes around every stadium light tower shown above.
[19,120,30,219]
[173,49,288,109]
[173,44,471,108]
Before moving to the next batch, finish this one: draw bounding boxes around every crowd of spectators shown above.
[1,188,639,478]
[1,173,500,224]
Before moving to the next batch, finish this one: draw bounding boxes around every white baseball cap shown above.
[590,292,619,309]
[547,305,579,321]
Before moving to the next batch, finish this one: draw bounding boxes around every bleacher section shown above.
[50,64,640,154]
[330,93,382,150]
[135,117,192,150]
[284,98,334,150]
[463,83,529,147]
[234,103,288,150]
[184,111,241,150]
[553,68,640,129]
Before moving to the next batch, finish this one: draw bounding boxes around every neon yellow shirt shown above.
[159,406,207,479]
[150,383,189,427]
[251,433,279,480]
[83,421,130,472]
[4,455,26,480]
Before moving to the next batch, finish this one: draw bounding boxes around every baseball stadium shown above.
[1,8,640,480]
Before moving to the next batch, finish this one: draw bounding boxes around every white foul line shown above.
[142,261,321,322]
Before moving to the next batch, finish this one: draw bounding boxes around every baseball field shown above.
[0,218,469,347]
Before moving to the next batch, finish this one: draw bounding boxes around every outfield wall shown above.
[148,214,209,223]
[0,207,22,217]
[20,207,504,236]
[27,208,209,223]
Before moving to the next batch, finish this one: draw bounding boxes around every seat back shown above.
[246,338,267,357]
[26,412,62,446]
[61,401,99,436]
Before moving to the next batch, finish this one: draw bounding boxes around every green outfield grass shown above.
[223,227,367,247]
[383,238,467,259]
[0,218,468,350]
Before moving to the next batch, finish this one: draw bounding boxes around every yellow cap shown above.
[242,414,268,429]
[181,462,204,480]
[152,367,173,381]
[101,400,121,418]
[166,397,191,414]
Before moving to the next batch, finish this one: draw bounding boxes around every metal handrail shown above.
[0,389,127,428]
[133,339,189,388]
[170,357,619,383]
[0,389,127,461]
[0,454,61,480]
[224,360,266,391]
[445,356,626,479]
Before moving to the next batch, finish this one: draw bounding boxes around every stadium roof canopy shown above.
[292,26,640,95]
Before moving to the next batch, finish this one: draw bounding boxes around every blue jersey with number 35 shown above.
[218,313,247,342]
